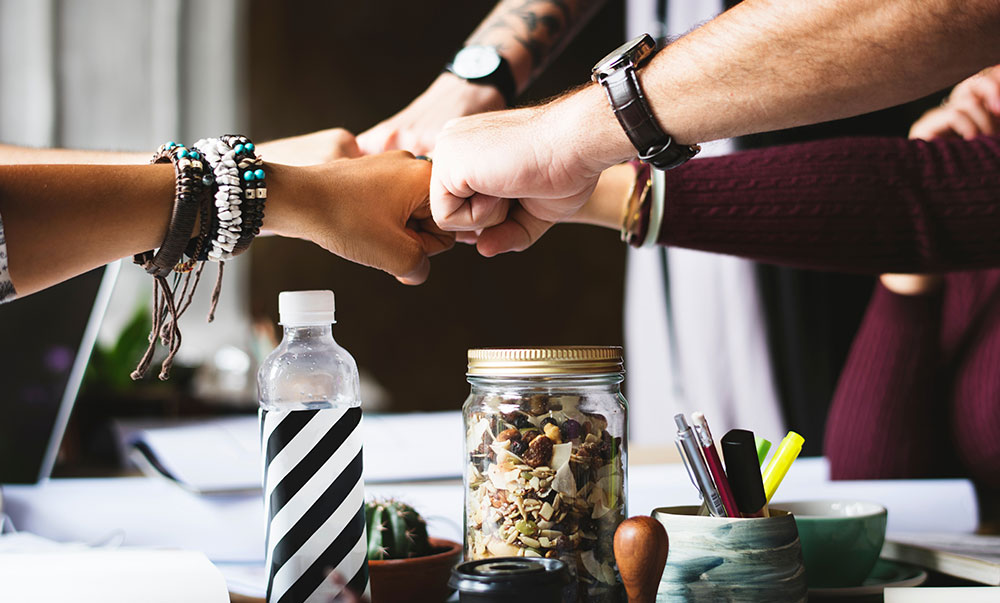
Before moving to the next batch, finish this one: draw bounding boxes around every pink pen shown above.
[691,412,740,518]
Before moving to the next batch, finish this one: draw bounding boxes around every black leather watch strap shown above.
[485,56,517,107]
[601,67,699,170]
[446,55,517,107]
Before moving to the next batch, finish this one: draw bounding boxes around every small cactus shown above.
[365,499,431,560]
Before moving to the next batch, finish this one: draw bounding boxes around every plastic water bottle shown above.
[258,290,368,603]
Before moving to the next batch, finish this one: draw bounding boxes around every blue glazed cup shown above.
[652,506,807,602]
[774,500,887,588]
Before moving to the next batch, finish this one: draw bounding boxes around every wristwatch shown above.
[592,34,700,170]
[447,46,517,107]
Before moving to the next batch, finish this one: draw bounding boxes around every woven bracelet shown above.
[134,142,210,277]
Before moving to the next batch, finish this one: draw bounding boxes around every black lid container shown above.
[449,558,570,602]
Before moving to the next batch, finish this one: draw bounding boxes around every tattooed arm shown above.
[357,0,608,155]
[465,0,608,95]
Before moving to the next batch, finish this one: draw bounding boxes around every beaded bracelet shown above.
[221,134,266,258]
[193,137,242,261]
[132,135,264,382]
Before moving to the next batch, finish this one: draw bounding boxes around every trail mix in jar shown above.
[465,392,625,601]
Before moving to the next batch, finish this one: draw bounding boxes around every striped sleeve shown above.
[0,211,16,303]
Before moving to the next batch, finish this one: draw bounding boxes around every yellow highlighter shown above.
[761,431,804,503]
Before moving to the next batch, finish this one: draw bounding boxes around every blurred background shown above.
[0,0,626,474]
[0,0,945,477]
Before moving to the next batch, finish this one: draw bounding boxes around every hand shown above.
[909,66,1000,140]
[878,67,1000,292]
[357,73,506,156]
[430,87,632,256]
[266,152,453,285]
[258,128,363,166]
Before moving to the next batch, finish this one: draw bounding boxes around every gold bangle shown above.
[619,163,640,242]
[622,161,653,245]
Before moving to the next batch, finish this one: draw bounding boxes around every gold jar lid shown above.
[467,346,624,377]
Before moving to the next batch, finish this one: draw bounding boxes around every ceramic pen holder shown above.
[651,506,807,602]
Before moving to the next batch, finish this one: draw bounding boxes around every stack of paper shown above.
[0,549,228,603]
[882,533,1000,585]
[120,411,465,493]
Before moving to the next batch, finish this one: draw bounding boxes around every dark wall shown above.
[248,1,627,412]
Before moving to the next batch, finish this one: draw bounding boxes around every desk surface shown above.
[1,456,985,602]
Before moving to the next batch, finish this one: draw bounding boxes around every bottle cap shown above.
[467,346,623,377]
[278,290,336,326]
[449,558,569,602]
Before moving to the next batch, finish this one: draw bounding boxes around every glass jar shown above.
[462,347,628,603]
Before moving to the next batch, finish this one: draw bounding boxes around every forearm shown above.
[0,162,301,296]
[466,0,609,92]
[0,144,147,164]
[550,0,1000,170]
[647,0,1000,144]
[570,162,633,229]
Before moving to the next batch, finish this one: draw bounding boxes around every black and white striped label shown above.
[261,406,368,603]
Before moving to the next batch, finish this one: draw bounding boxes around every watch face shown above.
[592,34,656,78]
[452,46,502,80]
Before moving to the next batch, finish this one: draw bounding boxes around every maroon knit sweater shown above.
[658,135,1000,274]
[656,135,1000,487]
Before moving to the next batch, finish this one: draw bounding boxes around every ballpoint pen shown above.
[762,431,805,503]
[691,411,740,518]
[755,436,772,466]
[675,414,727,517]
[720,428,769,518]
[675,440,708,515]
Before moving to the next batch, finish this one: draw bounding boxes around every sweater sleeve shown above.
[657,135,1000,274]
[824,283,949,480]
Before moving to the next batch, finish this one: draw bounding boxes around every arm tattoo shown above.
[468,0,607,78]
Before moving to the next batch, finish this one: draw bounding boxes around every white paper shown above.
[0,549,228,603]
[129,416,261,493]
[120,411,465,492]
[2,478,264,562]
[628,457,979,533]
[884,587,1000,602]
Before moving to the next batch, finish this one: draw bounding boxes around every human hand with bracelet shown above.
[0,150,449,300]
[0,142,449,379]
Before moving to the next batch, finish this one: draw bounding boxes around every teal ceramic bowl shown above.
[652,506,807,602]
[775,500,887,588]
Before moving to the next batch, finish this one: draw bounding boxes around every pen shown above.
[720,429,769,518]
[761,431,805,503]
[755,436,772,466]
[691,411,740,518]
[675,414,727,517]
[675,440,709,515]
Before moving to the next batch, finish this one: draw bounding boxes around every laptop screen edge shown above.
[37,260,122,482]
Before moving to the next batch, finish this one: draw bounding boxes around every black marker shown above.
[721,429,769,518]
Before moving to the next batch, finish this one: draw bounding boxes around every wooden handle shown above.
[614,516,669,603]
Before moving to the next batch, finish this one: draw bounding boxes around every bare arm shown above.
[464,0,609,94]
[0,144,147,164]
[1,153,451,297]
[357,0,608,155]
[0,128,362,167]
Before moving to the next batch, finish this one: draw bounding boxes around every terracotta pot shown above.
[368,537,463,603]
